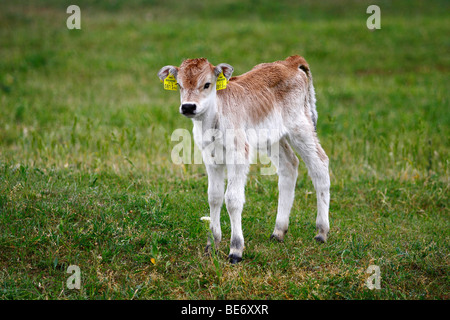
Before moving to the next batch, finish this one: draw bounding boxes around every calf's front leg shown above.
[225,163,248,264]
[205,163,225,254]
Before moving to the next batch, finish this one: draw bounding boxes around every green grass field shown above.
[0,0,448,299]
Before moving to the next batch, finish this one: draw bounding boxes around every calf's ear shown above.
[214,63,234,80]
[158,65,179,81]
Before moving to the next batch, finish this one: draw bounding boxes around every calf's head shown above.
[158,58,233,118]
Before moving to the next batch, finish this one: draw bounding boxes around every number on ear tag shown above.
[164,73,178,91]
[216,72,228,91]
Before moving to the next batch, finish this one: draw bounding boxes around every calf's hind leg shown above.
[288,130,330,242]
[269,138,299,242]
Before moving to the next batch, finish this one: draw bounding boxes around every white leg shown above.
[288,130,330,242]
[205,163,225,253]
[225,163,249,263]
[270,138,299,242]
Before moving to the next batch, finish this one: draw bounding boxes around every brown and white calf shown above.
[158,55,330,263]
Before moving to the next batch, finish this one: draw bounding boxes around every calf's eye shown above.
[204,83,211,89]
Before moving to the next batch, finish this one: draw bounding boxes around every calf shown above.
[158,56,330,263]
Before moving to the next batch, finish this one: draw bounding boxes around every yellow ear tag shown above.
[216,72,228,91]
[163,73,178,91]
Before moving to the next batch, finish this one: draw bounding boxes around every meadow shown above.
[0,0,448,299]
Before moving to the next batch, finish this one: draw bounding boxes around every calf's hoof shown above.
[314,234,327,243]
[270,228,287,242]
[204,244,219,256]
[270,233,284,242]
[228,254,242,264]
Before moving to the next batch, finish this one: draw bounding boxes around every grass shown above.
[0,0,449,299]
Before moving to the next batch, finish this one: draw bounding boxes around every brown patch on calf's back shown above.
[218,56,308,124]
